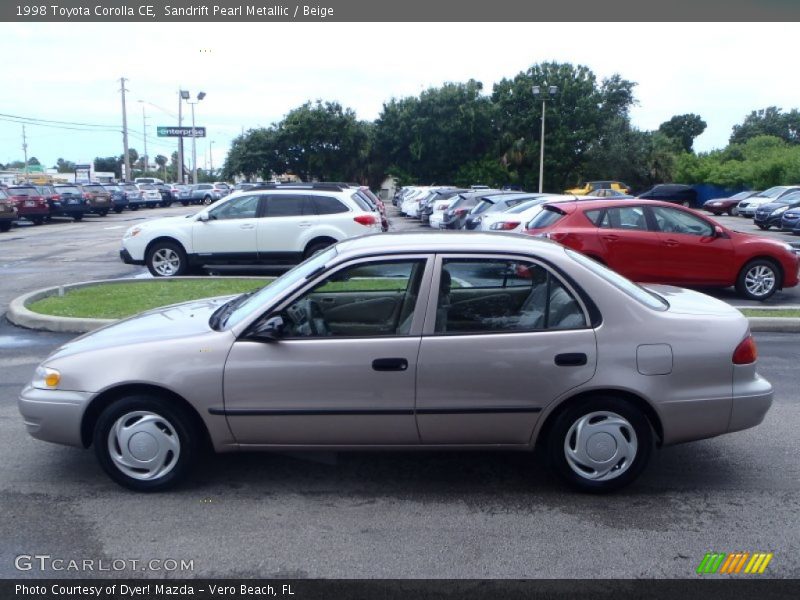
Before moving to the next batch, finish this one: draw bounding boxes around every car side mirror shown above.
[714,225,725,238]
[197,213,209,222]
[248,315,285,342]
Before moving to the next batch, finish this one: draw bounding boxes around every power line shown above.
[0,116,120,133]
[0,112,118,129]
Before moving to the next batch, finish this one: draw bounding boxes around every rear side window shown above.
[310,195,348,215]
[584,209,603,225]
[265,195,310,217]
[527,206,566,229]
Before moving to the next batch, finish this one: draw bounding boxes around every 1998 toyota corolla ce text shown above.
[19,233,773,492]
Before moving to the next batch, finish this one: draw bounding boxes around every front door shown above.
[192,194,261,263]
[415,256,597,445]
[223,257,431,445]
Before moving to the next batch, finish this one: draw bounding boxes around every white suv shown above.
[120,183,383,277]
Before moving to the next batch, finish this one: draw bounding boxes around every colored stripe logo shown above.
[697,552,773,574]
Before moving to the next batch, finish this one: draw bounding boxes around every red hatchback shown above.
[524,199,800,301]
[6,185,49,225]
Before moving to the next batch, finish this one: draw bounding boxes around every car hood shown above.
[642,285,742,317]
[47,296,232,361]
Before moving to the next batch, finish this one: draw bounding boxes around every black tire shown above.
[181,201,190,207]
[203,195,212,205]
[99,209,109,217]
[304,240,335,259]
[712,212,722,216]
[680,200,692,208]
[93,395,199,492]
[728,207,738,216]
[146,240,189,277]
[73,214,83,222]
[757,223,769,230]
[0,221,11,232]
[114,207,123,214]
[130,204,139,211]
[31,216,45,225]
[547,396,653,493]
[735,258,781,301]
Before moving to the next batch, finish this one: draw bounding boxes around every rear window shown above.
[566,249,668,311]
[56,186,81,194]
[527,206,566,229]
[83,184,103,191]
[10,187,37,196]
[471,199,495,215]
[122,184,139,191]
[103,185,121,191]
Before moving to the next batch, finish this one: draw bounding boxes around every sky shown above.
[2,22,798,173]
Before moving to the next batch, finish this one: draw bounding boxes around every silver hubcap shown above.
[152,248,181,276]
[744,265,775,298]
[107,411,181,481]
[564,411,638,481]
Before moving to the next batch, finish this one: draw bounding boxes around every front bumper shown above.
[18,385,94,448]
[754,214,782,227]
[120,247,145,265]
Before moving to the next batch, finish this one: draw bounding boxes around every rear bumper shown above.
[729,373,773,433]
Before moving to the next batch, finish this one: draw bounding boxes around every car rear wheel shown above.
[181,201,189,207]
[99,209,109,217]
[681,200,692,208]
[114,207,123,214]
[93,395,198,492]
[304,240,335,259]
[73,214,83,222]
[31,216,45,225]
[0,221,11,232]
[757,223,770,230]
[203,195,212,205]
[729,206,738,216]
[736,259,781,301]
[547,396,652,493]
[146,241,188,277]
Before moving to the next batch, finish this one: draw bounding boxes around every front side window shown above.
[434,258,587,334]
[280,260,426,338]
[651,206,713,236]
[208,195,260,220]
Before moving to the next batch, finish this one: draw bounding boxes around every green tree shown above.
[491,62,637,192]
[658,113,707,152]
[55,158,76,173]
[94,156,120,177]
[730,107,800,145]
[27,157,41,166]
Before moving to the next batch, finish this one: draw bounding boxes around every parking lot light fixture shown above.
[532,85,558,193]
[183,91,206,185]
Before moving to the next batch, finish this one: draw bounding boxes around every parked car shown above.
[233,182,259,193]
[753,191,800,230]
[188,183,224,205]
[587,189,634,199]
[565,180,631,195]
[481,195,561,232]
[101,184,130,214]
[354,186,389,231]
[170,184,193,206]
[637,184,698,207]
[780,206,800,233]
[136,183,163,208]
[154,183,174,207]
[50,184,90,220]
[737,185,800,218]
[134,177,164,185]
[523,199,799,301]
[120,182,143,210]
[22,232,773,492]
[439,190,504,229]
[464,192,531,230]
[79,183,113,216]
[419,188,465,224]
[212,182,232,196]
[120,182,383,277]
[0,188,18,231]
[702,191,760,216]
[35,184,83,221]
[6,185,49,224]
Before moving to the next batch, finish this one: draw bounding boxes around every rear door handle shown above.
[554,353,587,367]
[372,358,409,372]
[663,239,679,247]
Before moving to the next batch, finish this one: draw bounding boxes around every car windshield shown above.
[140,184,156,190]
[758,186,789,199]
[220,246,339,330]
[507,198,548,213]
[566,248,668,311]
[772,192,800,204]
[729,191,753,201]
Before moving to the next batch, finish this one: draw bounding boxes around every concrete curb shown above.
[6,277,800,335]
[7,277,269,334]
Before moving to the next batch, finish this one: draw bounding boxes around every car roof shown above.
[541,198,697,213]
[335,231,562,259]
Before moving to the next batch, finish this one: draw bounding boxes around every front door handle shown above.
[555,353,587,367]
[240,223,255,230]
[602,234,620,242]
[372,358,409,372]
[663,239,680,247]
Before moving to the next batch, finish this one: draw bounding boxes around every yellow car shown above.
[565,180,631,195]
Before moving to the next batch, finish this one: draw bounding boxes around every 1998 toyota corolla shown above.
[19,233,772,492]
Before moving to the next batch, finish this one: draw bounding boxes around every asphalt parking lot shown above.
[0,204,799,578]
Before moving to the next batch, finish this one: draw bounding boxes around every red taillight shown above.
[437,204,449,211]
[492,221,520,231]
[544,231,570,243]
[83,193,92,200]
[455,208,467,216]
[353,214,377,226]
[733,334,757,365]
[52,194,61,201]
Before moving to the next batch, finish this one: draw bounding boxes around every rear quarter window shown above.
[311,195,348,215]
[527,206,566,229]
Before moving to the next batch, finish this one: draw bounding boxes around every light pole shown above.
[532,85,558,193]
[209,140,215,177]
[183,91,206,184]
[137,100,148,176]
[179,89,189,183]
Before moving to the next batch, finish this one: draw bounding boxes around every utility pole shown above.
[178,88,185,184]
[21,125,28,181]
[141,103,148,175]
[209,140,214,176]
[120,77,131,182]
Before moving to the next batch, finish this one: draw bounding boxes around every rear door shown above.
[256,194,314,258]
[595,205,665,282]
[415,255,597,445]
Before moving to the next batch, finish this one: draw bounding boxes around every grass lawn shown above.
[28,279,272,319]
[740,308,800,318]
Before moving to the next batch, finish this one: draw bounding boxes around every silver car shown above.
[19,233,773,492]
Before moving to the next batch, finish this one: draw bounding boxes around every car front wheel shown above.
[93,395,198,492]
[547,396,652,493]
[729,206,738,216]
[736,259,781,301]
[146,241,188,277]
